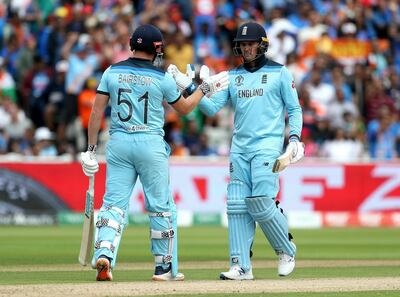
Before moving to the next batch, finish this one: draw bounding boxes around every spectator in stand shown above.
[365,77,396,122]
[321,128,364,162]
[0,58,17,102]
[183,119,201,156]
[367,105,400,160]
[3,100,32,141]
[25,55,53,127]
[368,39,389,78]
[46,7,68,66]
[312,116,333,146]
[33,127,58,157]
[165,30,194,73]
[44,60,68,131]
[78,77,105,148]
[304,68,335,116]
[59,34,99,144]
[326,87,359,131]
[385,68,400,111]
[194,22,220,64]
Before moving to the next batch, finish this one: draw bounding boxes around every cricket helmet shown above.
[233,22,269,57]
[129,24,164,58]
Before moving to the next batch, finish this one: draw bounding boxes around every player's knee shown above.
[227,200,247,215]
[228,180,250,201]
[245,196,277,223]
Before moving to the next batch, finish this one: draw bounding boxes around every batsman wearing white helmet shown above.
[169,21,304,280]
[80,24,228,282]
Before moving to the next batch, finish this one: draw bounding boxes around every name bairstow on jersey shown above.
[118,74,153,85]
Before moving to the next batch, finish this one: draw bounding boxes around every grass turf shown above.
[0,225,399,297]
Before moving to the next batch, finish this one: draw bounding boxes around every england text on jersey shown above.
[237,88,264,98]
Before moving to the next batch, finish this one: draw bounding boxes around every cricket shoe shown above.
[152,265,185,281]
[96,257,113,281]
[220,265,254,280]
[277,242,296,277]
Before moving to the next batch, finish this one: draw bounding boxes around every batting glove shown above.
[199,70,229,96]
[167,64,197,95]
[80,145,99,177]
[272,136,305,173]
[199,65,210,81]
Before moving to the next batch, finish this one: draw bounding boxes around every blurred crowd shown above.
[1,0,400,161]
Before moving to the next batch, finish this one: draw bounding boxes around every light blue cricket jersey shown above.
[199,59,303,153]
[97,57,181,136]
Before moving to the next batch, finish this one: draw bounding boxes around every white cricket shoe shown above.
[220,265,254,280]
[277,243,296,277]
[152,265,185,281]
[96,257,113,281]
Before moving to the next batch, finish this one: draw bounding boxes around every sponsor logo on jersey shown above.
[126,125,149,132]
[118,74,153,86]
[261,74,267,84]
[238,88,264,98]
[235,75,244,86]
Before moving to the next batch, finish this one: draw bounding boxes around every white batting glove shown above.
[200,65,210,80]
[199,70,229,96]
[167,64,197,94]
[80,146,99,177]
[272,138,305,173]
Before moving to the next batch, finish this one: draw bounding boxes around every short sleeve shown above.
[161,72,181,104]
[97,66,111,96]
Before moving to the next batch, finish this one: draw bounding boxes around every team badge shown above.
[242,26,247,35]
[137,38,142,44]
[235,75,244,86]
[261,74,267,84]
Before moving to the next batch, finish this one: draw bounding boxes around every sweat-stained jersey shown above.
[97,57,181,136]
[198,60,302,153]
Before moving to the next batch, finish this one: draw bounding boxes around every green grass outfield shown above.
[0,226,399,296]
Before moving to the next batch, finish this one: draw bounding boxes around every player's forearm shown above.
[198,95,220,116]
[87,109,102,146]
[179,88,204,115]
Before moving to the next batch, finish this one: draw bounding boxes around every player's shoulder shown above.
[263,59,284,69]
[109,58,166,77]
[228,65,246,75]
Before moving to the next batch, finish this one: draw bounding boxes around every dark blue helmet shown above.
[129,24,164,59]
[233,22,269,57]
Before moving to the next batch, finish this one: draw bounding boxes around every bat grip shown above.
[89,176,95,194]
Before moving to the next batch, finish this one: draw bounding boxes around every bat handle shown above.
[89,175,95,194]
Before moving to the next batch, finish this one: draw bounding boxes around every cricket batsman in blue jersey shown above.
[80,24,228,282]
[169,21,305,280]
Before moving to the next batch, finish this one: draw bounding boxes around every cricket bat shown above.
[272,146,296,173]
[78,176,95,266]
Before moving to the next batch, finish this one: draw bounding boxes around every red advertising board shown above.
[1,161,400,215]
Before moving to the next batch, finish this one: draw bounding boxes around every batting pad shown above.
[245,196,296,257]
[227,181,255,272]
[149,210,179,276]
[92,206,126,268]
